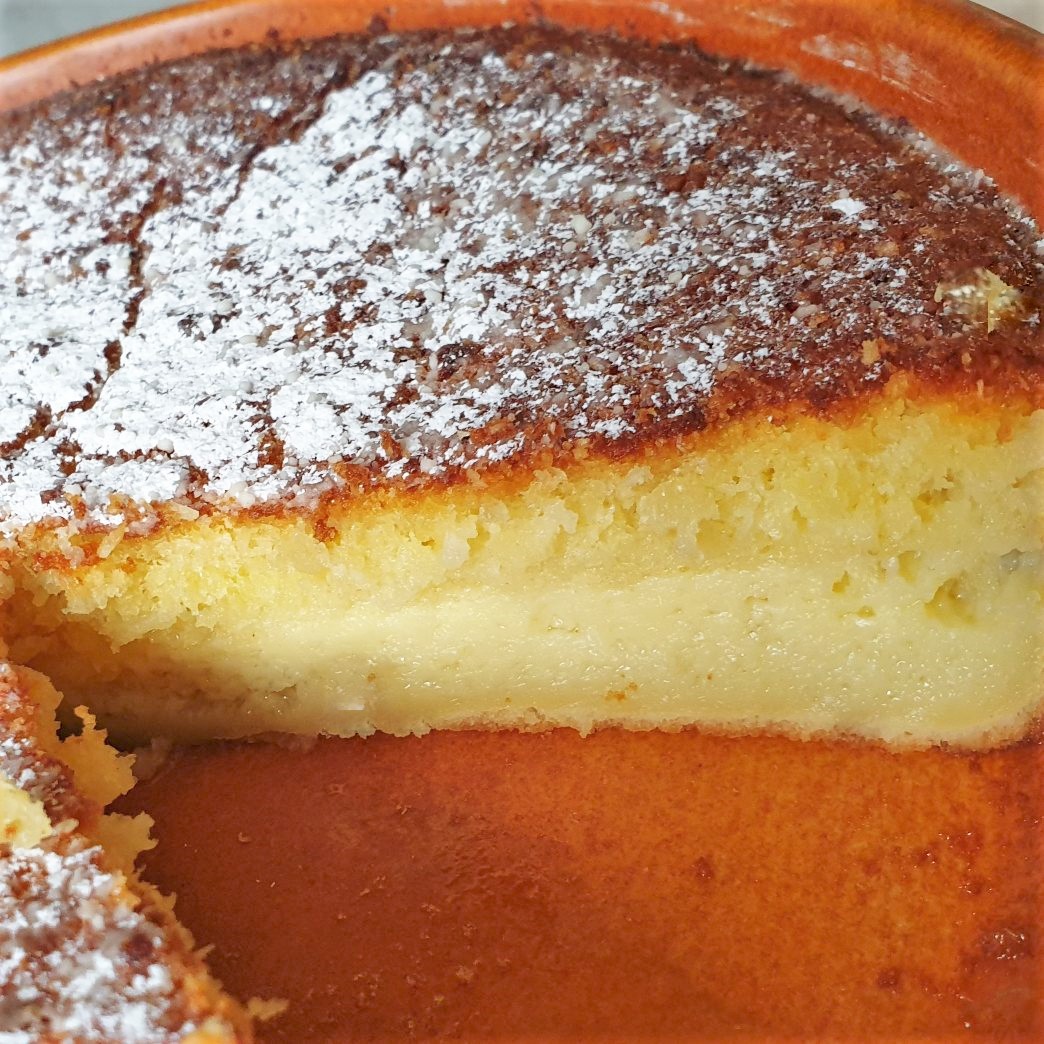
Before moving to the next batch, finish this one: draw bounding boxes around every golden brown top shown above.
[0,26,1040,536]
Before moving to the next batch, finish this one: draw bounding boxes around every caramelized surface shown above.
[120,730,1042,1040]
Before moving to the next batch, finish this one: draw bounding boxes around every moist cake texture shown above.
[0,26,1041,744]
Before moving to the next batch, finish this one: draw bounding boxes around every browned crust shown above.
[10,371,1040,580]
[0,667,95,826]
[0,26,1040,568]
[0,0,1040,222]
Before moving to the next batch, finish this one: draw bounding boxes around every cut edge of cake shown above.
[5,376,1041,750]
[0,641,252,1042]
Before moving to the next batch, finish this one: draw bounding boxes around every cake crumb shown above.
[246,996,290,1022]
[861,339,882,365]
[130,738,173,782]
[934,268,1028,333]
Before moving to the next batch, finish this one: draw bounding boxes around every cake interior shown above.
[6,383,1042,747]
[0,663,151,868]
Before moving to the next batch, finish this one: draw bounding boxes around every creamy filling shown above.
[7,394,1043,747]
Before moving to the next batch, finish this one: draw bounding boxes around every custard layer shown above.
[7,387,1043,746]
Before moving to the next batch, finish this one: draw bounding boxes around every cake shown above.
[0,25,1040,749]
[0,19,1041,1040]
[0,644,247,1040]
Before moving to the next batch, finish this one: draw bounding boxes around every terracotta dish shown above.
[1,1,1041,1040]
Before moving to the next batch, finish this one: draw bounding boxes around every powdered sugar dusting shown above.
[0,27,1039,535]
[0,845,197,1042]
[0,668,234,1040]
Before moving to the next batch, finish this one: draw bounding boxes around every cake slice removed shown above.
[0,646,250,1041]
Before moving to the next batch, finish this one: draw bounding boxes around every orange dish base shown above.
[118,729,1042,1041]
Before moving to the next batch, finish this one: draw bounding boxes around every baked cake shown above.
[0,20,1041,1038]
[0,643,247,1040]
[1,27,1040,750]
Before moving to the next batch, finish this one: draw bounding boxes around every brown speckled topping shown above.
[0,664,241,1041]
[0,26,1040,535]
